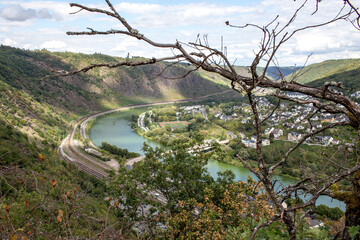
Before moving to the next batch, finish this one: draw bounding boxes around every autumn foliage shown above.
[165,179,276,239]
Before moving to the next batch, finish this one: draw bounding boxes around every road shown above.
[201,107,208,120]
[58,89,235,178]
[125,156,145,170]
[137,112,149,132]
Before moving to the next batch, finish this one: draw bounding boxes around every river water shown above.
[89,108,345,211]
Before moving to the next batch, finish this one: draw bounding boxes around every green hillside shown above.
[49,51,228,105]
[0,120,117,238]
[285,58,360,84]
[0,45,228,112]
[0,79,70,147]
[308,66,360,95]
[0,46,100,113]
[0,45,234,238]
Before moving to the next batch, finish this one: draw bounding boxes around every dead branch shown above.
[41,55,186,80]
[65,1,360,238]
[64,1,360,126]
[343,0,360,29]
[274,92,346,115]
[284,162,360,212]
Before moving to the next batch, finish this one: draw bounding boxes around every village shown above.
[151,96,351,149]
[136,96,352,149]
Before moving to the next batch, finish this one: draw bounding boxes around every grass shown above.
[159,121,189,129]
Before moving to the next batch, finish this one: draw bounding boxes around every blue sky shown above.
[0,0,359,66]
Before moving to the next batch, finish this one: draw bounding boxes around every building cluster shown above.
[214,111,234,121]
[210,97,350,148]
[241,136,270,148]
[264,127,284,139]
[350,91,360,98]
[179,105,207,120]
[213,99,273,122]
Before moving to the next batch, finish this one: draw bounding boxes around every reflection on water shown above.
[89,108,161,154]
[89,108,345,211]
[207,160,345,210]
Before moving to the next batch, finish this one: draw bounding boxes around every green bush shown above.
[314,204,344,220]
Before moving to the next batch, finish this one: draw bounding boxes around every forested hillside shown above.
[308,66,360,95]
[0,120,115,239]
[0,45,227,113]
[285,58,360,84]
[0,45,230,239]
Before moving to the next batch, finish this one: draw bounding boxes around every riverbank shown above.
[131,110,300,180]
[87,108,345,210]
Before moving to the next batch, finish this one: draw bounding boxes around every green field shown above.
[159,121,189,129]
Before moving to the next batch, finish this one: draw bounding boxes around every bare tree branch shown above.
[274,92,346,114]
[250,214,280,240]
[64,1,360,237]
[269,121,349,174]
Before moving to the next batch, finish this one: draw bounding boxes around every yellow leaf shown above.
[38,154,45,161]
[57,209,64,223]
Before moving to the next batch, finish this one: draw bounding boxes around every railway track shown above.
[58,121,110,179]
[58,90,234,179]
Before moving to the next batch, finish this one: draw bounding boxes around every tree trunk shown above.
[342,170,360,240]
[343,206,360,239]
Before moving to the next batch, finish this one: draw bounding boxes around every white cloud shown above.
[0,4,36,21]
[1,38,17,46]
[115,3,163,15]
[0,18,33,31]
[38,9,51,19]
[0,3,61,22]
[0,0,357,66]
[296,32,332,52]
[0,1,82,22]
[40,40,67,50]
[118,3,257,29]
[111,38,139,53]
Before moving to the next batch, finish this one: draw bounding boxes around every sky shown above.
[0,0,359,66]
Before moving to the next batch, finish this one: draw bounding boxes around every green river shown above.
[88,107,345,211]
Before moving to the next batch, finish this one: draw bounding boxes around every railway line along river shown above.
[88,107,345,211]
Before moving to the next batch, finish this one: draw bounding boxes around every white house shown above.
[272,129,283,139]
[288,132,303,142]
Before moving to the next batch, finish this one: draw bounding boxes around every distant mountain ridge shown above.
[266,66,303,80]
